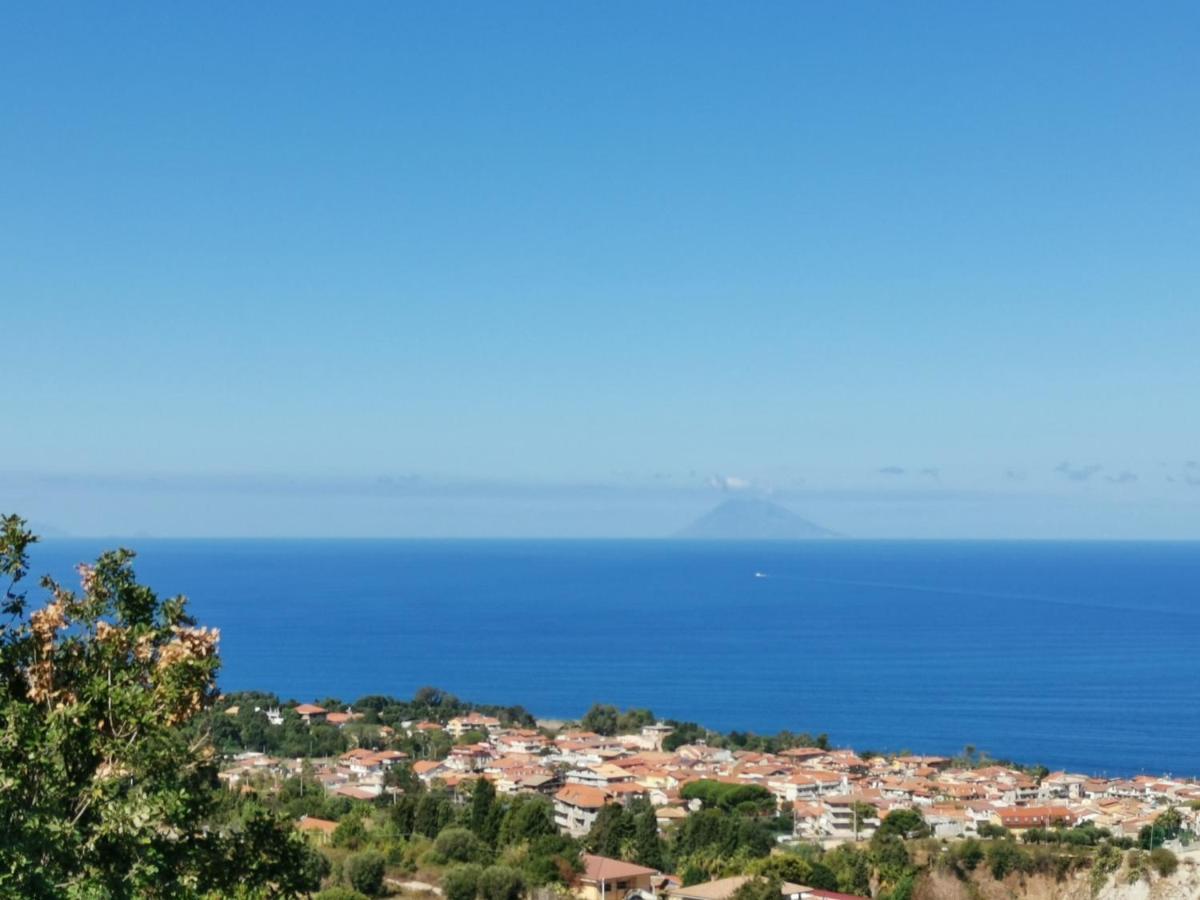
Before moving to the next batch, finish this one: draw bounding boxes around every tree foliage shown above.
[0,515,321,898]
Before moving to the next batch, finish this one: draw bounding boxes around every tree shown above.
[616,708,656,734]
[823,844,871,897]
[985,840,1026,880]
[680,780,774,814]
[345,850,386,896]
[499,795,557,846]
[435,826,492,865]
[470,777,502,844]
[586,804,635,858]
[334,815,368,849]
[753,854,837,892]
[876,808,928,840]
[730,876,782,900]
[1149,847,1178,877]
[443,863,484,900]
[523,834,582,886]
[581,704,620,736]
[416,792,455,838]
[953,838,984,872]
[0,515,322,898]
[477,865,524,900]
[633,806,665,871]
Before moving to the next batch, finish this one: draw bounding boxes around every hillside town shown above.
[216,699,1200,899]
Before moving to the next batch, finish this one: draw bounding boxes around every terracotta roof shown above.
[582,854,659,882]
[555,784,610,809]
[294,704,327,715]
[296,815,338,834]
[669,876,809,900]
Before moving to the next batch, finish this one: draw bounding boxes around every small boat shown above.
[754,571,768,578]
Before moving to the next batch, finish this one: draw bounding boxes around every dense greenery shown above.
[0,515,325,899]
[680,780,775,815]
[191,687,537,760]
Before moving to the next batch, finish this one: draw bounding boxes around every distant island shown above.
[675,497,839,540]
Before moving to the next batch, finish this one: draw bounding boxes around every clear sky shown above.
[3,2,1198,537]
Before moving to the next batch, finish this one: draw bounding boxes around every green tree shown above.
[523,834,582,886]
[416,792,455,838]
[616,708,656,733]
[333,815,368,849]
[876,808,928,840]
[499,795,557,846]
[730,876,781,900]
[477,865,524,900]
[443,863,485,900]
[680,780,774,814]
[470,777,502,845]
[985,840,1026,880]
[435,826,493,865]
[315,889,370,900]
[586,804,635,858]
[953,838,984,872]
[633,806,666,871]
[581,704,620,736]
[0,516,322,898]
[869,833,911,889]
[823,844,871,897]
[345,850,386,896]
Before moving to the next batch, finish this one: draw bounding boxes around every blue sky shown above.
[3,2,1198,537]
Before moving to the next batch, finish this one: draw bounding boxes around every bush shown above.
[444,863,485,900]
[316,890,371,900]
[953,838,984,873]
[435,826,493,865]
[345,851,386,897]
[333,816,368,850]
[986,840,1027,880]
[680,780,775,813]
[477,865,525,900]
[1149,847,1178,877]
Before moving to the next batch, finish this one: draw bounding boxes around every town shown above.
[211,693,1200,899]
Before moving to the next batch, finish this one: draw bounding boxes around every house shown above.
[447,713,502,738]
[641,723,675,750]
[296,815,338,845]
[995,805,1077,832]
[294,704,328,724]
[667,876,810,900]
[655,805,689,829]
[577,854,658,900]
[554,784,612,837]
[822,794,880,840]
[568,764,636,788]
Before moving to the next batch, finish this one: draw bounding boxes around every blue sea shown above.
[26,539,1200,778]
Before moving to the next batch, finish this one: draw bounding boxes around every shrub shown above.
[435,826,492,865]
[986,840,1027,880]
[316,890,371,900]
[954,838,984,873]
[1149,847,1178,877]
[444,863,485,900]
[477,865,525,900]
[334,816,368,850]
[345,850,386,897]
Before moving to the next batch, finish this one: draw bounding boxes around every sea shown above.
[26,539,1200,778]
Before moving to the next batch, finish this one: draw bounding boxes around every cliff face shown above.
[912,854,1200,900]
